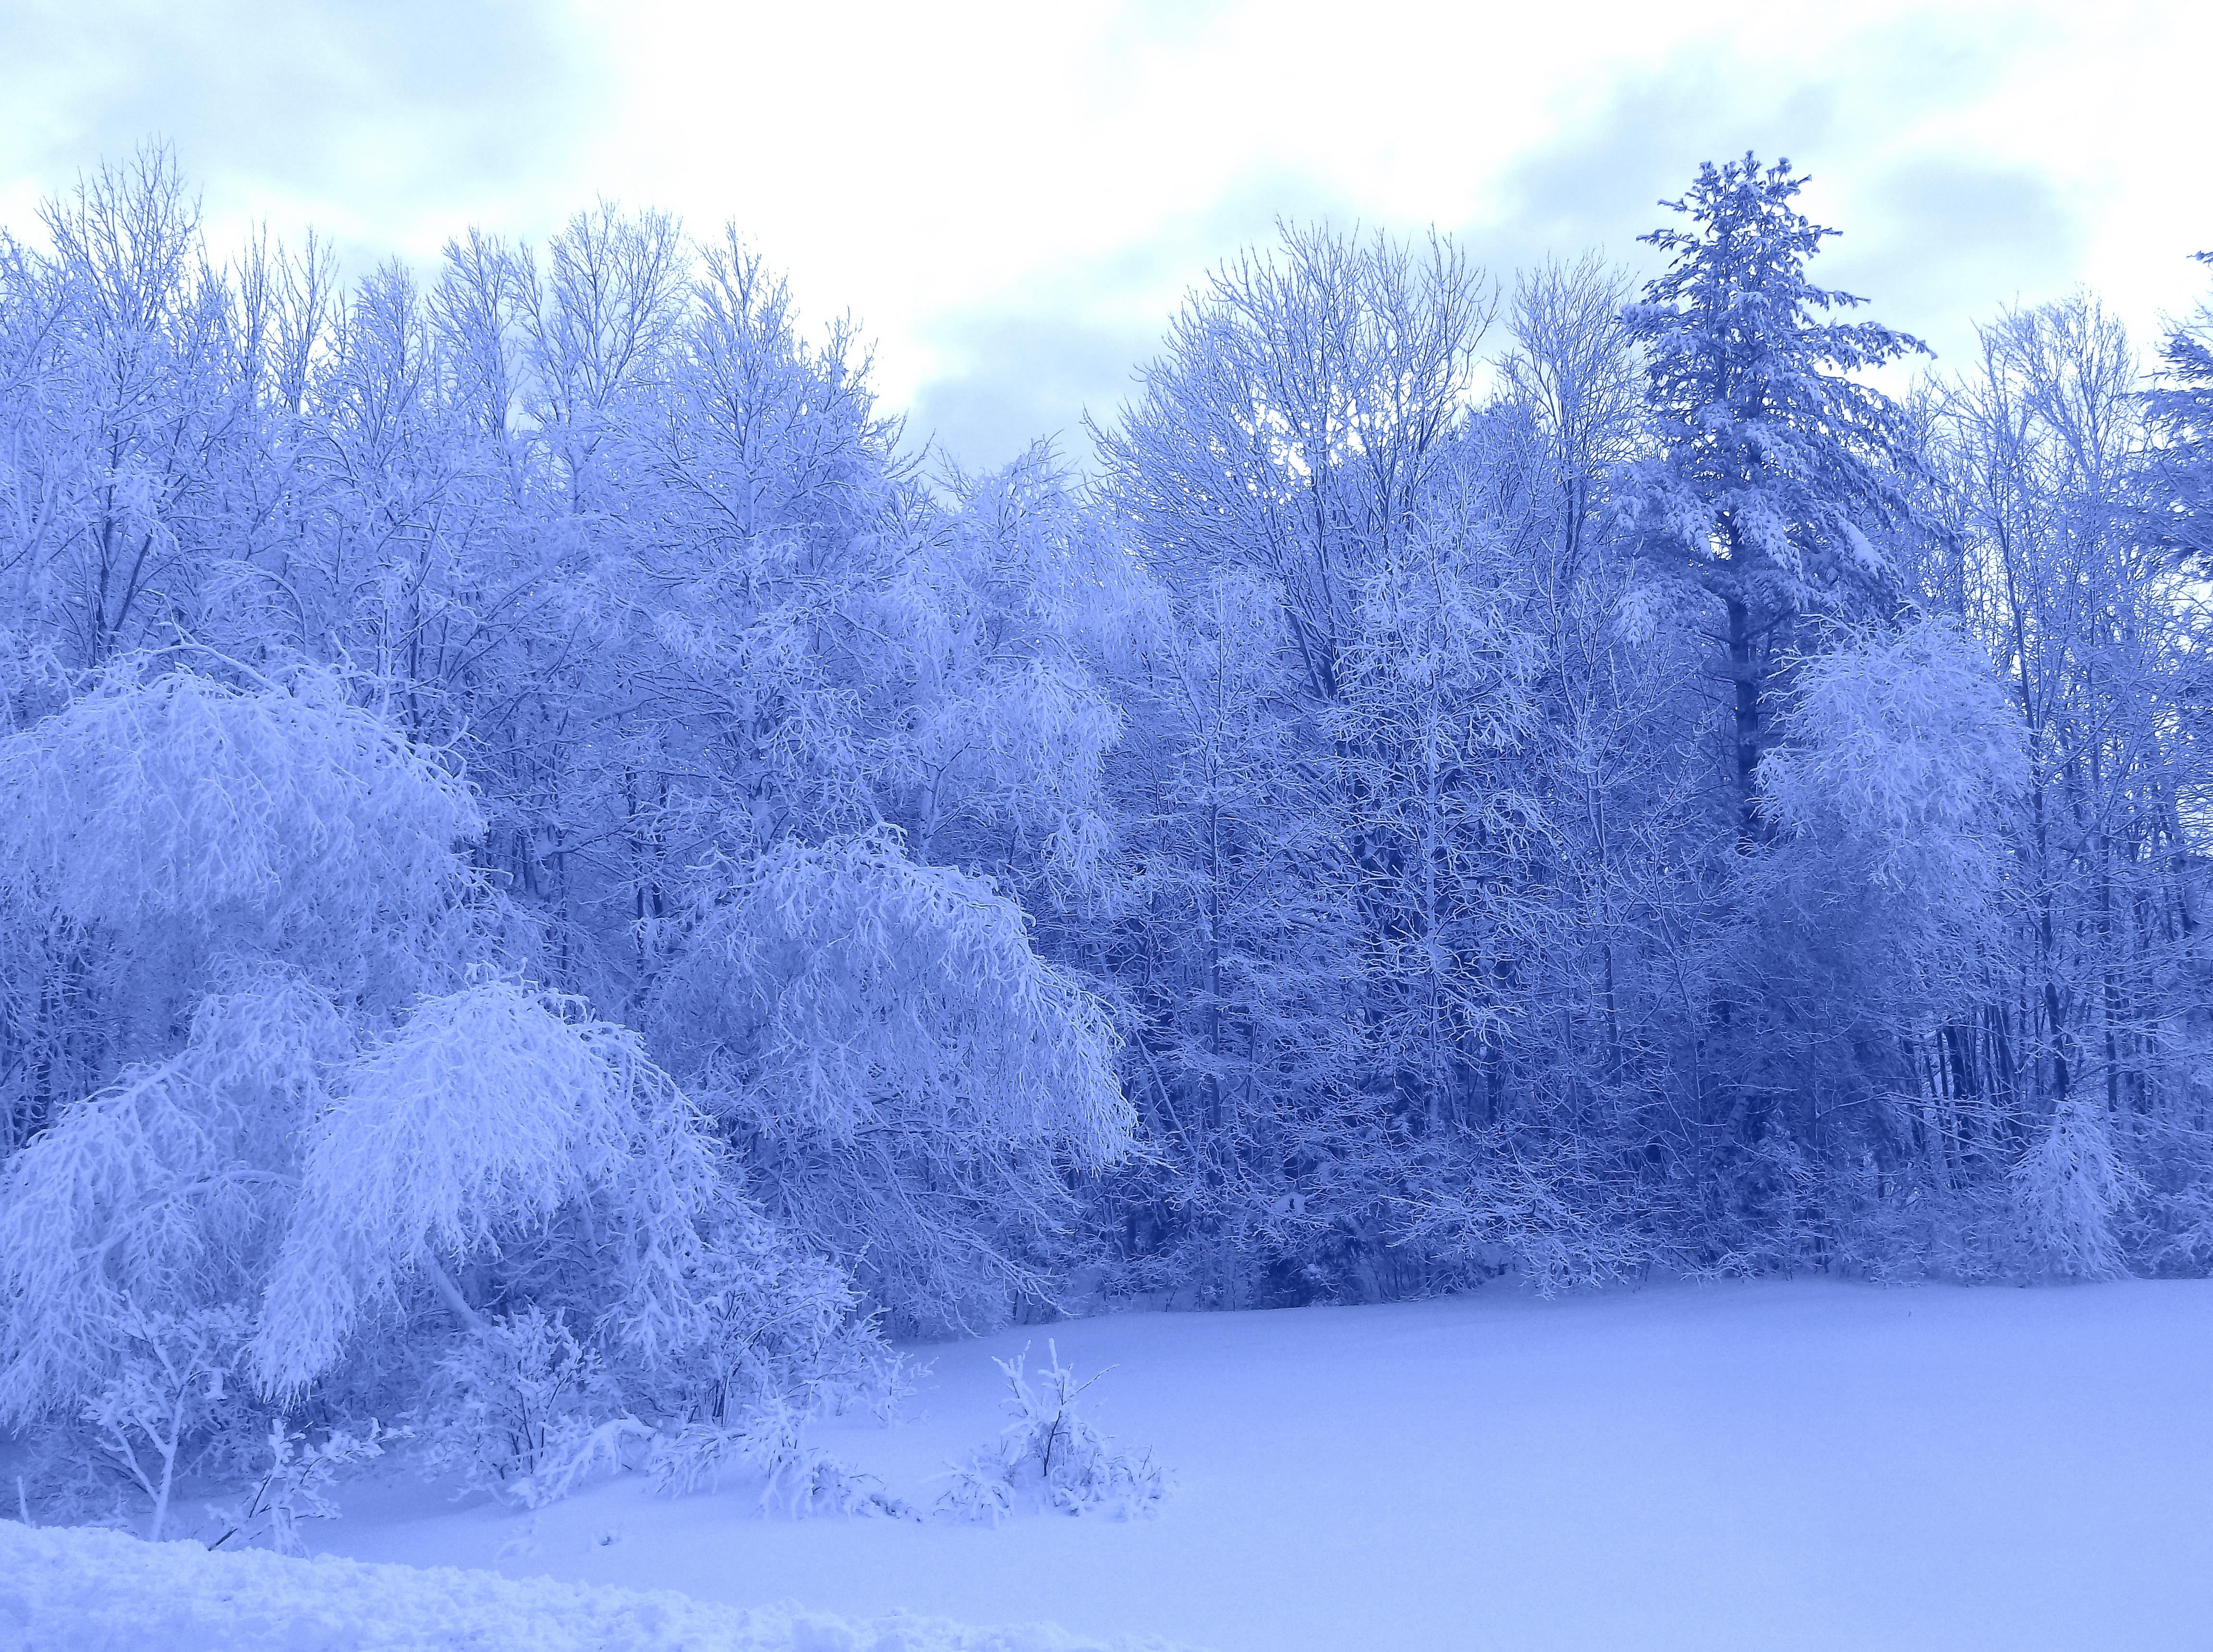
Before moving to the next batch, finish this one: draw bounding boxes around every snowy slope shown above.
[0,1521,1192,1652]
[316,1280,2213,1652]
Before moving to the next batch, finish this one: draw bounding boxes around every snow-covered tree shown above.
[1927,294,2213,1276]
[656,831,1129,1328]
[0,662,862,1532]
[0,660,485,1148]
[0,148,256,670]
[1622,154,1930,839]
[2146,252,2213,568]
[13,143,2213,1472]
[581,242,1134,1326]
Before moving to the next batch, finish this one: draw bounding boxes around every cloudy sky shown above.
[4,0,2207,469]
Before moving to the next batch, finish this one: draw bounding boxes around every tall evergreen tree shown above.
[2145,251,2213,569]
[1622,154,1930,840]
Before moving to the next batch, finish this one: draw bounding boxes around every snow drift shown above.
[0,1521,1193,1652]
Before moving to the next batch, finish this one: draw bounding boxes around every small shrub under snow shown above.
[414,1307,639,1506]
[936,1344,1167,1523]
[648,1396,914,1518]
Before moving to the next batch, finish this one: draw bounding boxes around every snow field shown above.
[320,1280,2213,1652]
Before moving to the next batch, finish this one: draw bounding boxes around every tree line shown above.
[1,145,2210,1520]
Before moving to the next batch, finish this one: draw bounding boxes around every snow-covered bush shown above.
[642,1419,752,1499]
[936,1345,1167,1523]
[206,1417,392,1555]
[415,1308,625,1503]
[642,1214,900,1429]
[649,1397,912,1518]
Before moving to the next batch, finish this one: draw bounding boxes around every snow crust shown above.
[0,1520,1187,1652]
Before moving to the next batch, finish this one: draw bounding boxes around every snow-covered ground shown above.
[21,1280,2213,1651]
[315,1279,2213,1651]
[0,1522,1184,1651]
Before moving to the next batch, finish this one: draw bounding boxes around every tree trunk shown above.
[1726,589,1761,849]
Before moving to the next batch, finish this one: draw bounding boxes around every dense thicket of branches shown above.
[3,146,2212,1517]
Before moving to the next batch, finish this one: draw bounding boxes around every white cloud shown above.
[4,0,2206,466]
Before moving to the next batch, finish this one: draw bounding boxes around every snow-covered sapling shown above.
[936,1343,1167,1523]
[205,1417,391,1555]
[76,1305,251,1542]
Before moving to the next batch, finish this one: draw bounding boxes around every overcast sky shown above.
[5,0,2207,469]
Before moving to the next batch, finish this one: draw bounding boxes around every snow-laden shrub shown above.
[936,1344,1167,1524]
[642,1418,753,1499]
[637,1235,913,1515]
[207,1417,392,1555]
[640,1214,902,1430]
[409,1226,900,1512]
[648,1396,913,1518]
[39,1304,262,1541]
[415,1308,627,1504]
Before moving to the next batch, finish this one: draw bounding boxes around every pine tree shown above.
[2145,252,2213,569]
[1623,154,1930,841]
